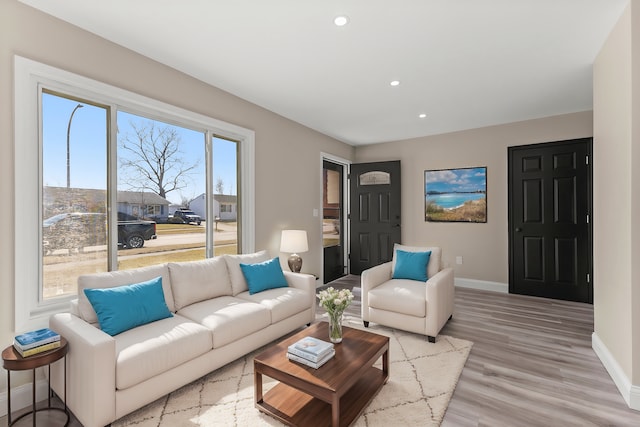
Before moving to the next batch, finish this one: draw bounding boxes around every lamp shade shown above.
[280,230,308,254]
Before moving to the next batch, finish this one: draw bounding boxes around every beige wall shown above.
[0,0,353,393]
[594,0,640,387]
[355,112,593,285]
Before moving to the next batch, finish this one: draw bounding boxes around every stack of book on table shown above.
[13,328,61,357]
[287,336,335,369]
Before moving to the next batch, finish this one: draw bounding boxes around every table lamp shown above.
[280,230,308,273]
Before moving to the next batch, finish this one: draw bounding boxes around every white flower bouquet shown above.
[317,287,354,343]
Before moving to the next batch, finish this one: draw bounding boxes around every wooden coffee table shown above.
[254,322,389,427]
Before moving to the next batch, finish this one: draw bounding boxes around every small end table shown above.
[2,337,69,427]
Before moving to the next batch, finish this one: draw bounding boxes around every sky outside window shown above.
[42,92,107,190]
[43,93,237,205]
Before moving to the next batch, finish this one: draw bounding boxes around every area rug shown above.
[112,315,472,427]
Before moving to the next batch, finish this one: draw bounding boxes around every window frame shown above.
[14,56,255,332]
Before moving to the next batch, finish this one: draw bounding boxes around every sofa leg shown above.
[449,314,453,320]
[307,322,311,327]
[363,321,369,328]
[427,336,436,343]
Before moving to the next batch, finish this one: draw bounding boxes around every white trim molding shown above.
[592,332,640,411]
[455,277,509,293]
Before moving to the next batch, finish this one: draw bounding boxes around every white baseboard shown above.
[592,332,640,411]
[0,379,50,417]
[455,277,508,293]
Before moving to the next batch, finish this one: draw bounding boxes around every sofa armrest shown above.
[361,262,393,321]
[284,271,317,322]
[50,313,116,427]
[424,267,455,336]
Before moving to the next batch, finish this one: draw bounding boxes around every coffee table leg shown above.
[254,369,263,404]
[332,394,340,427]
[383,348,390,379]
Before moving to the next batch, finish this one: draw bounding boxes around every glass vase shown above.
[328,310,344,344]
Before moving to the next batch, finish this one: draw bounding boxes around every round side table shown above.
[2,337,69,427]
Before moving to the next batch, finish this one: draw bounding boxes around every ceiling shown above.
[20,0,628,146]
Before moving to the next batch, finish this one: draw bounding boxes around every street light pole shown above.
[66,103,84,188]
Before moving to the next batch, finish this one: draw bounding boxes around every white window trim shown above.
[14,55,255,333]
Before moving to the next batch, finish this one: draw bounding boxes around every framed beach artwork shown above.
[424,167,487,222]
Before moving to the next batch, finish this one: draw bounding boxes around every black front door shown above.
[508,138,592,303]
[349,160,401,275]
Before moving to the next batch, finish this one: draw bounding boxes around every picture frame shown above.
[424,167,487,222]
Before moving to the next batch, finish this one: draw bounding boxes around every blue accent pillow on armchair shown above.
[240,257,288,294]
[392,249,432,282]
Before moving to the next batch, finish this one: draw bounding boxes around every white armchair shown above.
[361,244,454,342]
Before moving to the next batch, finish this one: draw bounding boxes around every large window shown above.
[15,56,254,332]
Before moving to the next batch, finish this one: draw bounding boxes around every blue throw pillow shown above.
[240,257,288,294]
[83,276,173,336]
[392,250,432,282]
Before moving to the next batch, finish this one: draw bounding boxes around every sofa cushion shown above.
[168,257,232,310]
[224,251,270,295]
[392,250,432,282]
[177,296,270,348]
[83,276,173,336]
[78,264,174,324]
[240,257,288,294]
[235,287,310,324]
[368,279,426,317]
[114,314,212,390]
[392,244,442,280]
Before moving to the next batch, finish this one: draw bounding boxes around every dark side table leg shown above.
[48,364,52,407]
[64,354,68,414]
[32,368,36,427]
[6,370,11,425]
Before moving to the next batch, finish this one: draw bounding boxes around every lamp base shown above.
[288,254,302,273]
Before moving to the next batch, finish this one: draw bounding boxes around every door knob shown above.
[516,227,522,232]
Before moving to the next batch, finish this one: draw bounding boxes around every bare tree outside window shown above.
[215,177,224,194]
[180,194,193,208]
[119,120,200,199]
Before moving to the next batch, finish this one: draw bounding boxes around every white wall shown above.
[592,0,640,409]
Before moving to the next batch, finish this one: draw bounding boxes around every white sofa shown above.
[49,251,316,427]
[361,245,454,342]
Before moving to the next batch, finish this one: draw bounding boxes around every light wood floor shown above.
[4,276,639,426]
[440,286,639,426]
[328,275,640,426]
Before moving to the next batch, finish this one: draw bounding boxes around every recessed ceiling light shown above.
[334,16,349,26]
[419,113,427,119]
[390,80,400,87]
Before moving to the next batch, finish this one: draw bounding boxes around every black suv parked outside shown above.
[43,212,157,254]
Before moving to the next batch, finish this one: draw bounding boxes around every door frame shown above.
[320,153,351,284]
